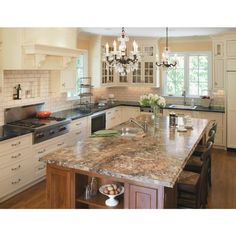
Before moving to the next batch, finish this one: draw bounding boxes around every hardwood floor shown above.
[0,149,236,209]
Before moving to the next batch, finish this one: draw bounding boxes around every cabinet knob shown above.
[12,178,21,184]
[11,165,21,171]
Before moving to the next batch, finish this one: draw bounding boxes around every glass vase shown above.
[152,105,161,126]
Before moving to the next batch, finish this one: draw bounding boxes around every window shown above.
[67,50,88,98]
[164,52,211,97]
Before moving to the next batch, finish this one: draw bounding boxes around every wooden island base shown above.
[46,164,177,209]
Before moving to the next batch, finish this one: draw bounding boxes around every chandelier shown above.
[156,27,177,69]
[104,27,141,76]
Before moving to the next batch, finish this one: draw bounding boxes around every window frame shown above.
[163,51,212,98]
[67,49,88,100]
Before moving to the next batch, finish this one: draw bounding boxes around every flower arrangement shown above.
[139,93,166,109]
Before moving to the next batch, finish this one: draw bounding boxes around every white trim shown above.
[163,51,212,97]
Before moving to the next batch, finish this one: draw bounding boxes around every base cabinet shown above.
[129,184,158,209]
[47,165,75,209]
[46,164,176,209]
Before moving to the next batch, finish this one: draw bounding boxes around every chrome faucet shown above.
[129,118,148,133]
[182,90,187,105]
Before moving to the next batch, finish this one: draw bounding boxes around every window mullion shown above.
[185,54,189,96]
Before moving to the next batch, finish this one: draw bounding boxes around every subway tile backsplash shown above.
[0,70,225,126]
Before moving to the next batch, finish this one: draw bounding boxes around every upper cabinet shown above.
[212,39,225,89]
[0,28,80,70]
[213,40,224,58]
[89,35,160,88]
[226,40,236,58]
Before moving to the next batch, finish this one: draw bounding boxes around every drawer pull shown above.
[38,149,46,154]
[111,117,115,120]
[11,141,21,147]
[12,178,21,184]
[38,165,46,171]
[76,131,82,135]
[75,122,82,126]
[11,153,21,159]
[57,142,64,146]
[11,165,21,171]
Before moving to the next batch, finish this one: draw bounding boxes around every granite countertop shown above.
[0,125,32,142]
[52,101,224,121]
[42,115,209,188]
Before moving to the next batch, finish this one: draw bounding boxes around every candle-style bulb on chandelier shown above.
[104,27,141,76]
[156,27,177,69]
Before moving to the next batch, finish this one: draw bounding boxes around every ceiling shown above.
[80,27,236,38]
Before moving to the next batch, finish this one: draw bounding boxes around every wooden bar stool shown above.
[177,142,213,209]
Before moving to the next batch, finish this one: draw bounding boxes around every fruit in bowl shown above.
[102,184,121,195]
[99,184,124,207]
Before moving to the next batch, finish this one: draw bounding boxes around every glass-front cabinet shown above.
[131,44,158,87]
[100,39,159,87]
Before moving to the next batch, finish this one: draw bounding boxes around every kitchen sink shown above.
[169,104,197,110]
[119,127,143,137]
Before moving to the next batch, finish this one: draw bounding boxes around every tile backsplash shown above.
[0,70,225,126]
[0,70,74,125]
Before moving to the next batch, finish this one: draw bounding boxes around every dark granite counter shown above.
[0,125,32,142]
[52,101,224,121]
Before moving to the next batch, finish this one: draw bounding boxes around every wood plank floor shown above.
[0,149,236,209]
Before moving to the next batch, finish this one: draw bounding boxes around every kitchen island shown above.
[43,115,209,209]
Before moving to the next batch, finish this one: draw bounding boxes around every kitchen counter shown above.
[43,115,209,188]
[52,101,224,121]
[0,125,32,142]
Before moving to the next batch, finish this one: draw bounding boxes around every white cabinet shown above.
[213,59,224,88]
[0,28,80,70]
[213,41,224,58]
[50,70,77,94]
[226,72,236,148]
[0,134,33,201]
[33,134,69,180]
[226,40,236,58]
[67,117,90,146]
[131,44,159,87]
[106,107,122,129]
[89,35,160,88]
[121,106,141,123]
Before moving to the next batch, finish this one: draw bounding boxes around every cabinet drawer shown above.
[0,158,32,181]
[70,117,88,130]
[0,172,33,198]
[0,134,32,155]
[0,147,31,168]
[34,162,46,179]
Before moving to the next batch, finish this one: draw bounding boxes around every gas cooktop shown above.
[8,117,68,130]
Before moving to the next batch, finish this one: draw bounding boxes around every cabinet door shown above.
[121,107,140,123]
[227,72,236,148]
[129,184,157,209]
[213,41,224,58]
[213,59,224,89]
[60,70,77,92]
[226,40,236,57]
[47,165,75,209]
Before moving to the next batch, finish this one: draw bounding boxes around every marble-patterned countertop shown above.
[42,115,209,188]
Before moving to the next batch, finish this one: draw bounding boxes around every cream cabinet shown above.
[50,70,77,94]
[226,40,236,58]
[121,106,141,123]
[213,41,224,58]
[67,117,90,146]
[0,28,80,70]
[106,107,122,129]
[89,35,160,88]
[33,134,69,180]
[0,134,33,201]
[213,59,224,89]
